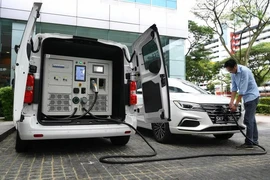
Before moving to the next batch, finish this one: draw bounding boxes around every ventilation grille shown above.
[48,93,71,112]
[201,104,241,124]
[88,94,108,112]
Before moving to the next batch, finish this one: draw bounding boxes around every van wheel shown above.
[110,136,130,146]
[15,131,28,152]
[213,133,234,140]
[152,123,172,143]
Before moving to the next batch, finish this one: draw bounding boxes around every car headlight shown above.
[173,101,205,112]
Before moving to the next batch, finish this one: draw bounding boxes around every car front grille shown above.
[201,104,241,124]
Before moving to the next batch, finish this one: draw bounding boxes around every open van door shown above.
[132,24,171,123]
[13,3,42,124]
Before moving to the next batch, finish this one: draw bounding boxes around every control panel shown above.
[42,54,112,116]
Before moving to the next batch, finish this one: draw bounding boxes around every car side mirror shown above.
[148,59,161,74]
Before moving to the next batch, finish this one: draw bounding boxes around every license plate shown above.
[216,116,224,122]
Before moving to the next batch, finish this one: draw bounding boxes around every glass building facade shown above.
[123,0,177,9]
[0,19,185,87]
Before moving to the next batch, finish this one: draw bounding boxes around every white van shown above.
[13,3,170,152]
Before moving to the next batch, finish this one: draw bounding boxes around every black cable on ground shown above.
[98,112,267,164]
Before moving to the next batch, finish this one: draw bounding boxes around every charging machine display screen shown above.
[75,65,86,81]
[93,65,104,73]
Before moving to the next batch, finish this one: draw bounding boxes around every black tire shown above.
[152,123,172,143]
[15,131,28,152]
[213,133,234,140]
[110,136,130,146]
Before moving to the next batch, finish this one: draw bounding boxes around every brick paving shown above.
[0,118,270,180]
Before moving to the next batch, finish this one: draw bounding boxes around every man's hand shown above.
[229,102,234,109]
[231,105,237,112]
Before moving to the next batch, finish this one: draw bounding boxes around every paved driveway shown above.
[0,115,269,180]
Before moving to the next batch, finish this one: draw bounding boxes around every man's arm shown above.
[230,75,237,107]
[235,94,243,106]
[230,91,237,105]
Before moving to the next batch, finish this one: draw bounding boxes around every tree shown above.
[193,0,270,66]
[235,42,270,85]
[186,20,214,56]
[186,45,222,83]
[186,21,220,83]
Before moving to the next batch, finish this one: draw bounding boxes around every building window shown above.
[0,19,12,87]
[136,0,151,4]
[123,0,177,9]
[0,19,185,86]
[152,0,166,7]
[166,0,177,9]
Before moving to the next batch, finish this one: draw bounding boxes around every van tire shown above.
[110,136,130,146]
[15,131,28,152]
[213,133,234,140]
[152,123,172,143]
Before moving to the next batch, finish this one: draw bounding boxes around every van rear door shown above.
[132,24,171,123]
[13,3,42,124]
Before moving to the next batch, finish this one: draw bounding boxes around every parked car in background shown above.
[137,78,245,143]
[259,81,270,97]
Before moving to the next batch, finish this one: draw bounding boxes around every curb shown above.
[0,126,16,142]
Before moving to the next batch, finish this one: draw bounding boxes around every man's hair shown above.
[224,59,237,68]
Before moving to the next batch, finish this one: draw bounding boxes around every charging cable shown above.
[97,112,267,164]
[43,107,78,120]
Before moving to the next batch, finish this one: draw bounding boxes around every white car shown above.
[13,3,171,152]
[137,78,245,143]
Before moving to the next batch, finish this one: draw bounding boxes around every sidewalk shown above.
[0,119,15,142]
[256,114,270,124]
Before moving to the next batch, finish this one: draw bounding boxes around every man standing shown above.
[224,59,260,149]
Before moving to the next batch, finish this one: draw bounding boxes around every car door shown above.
[13,3,42,124]
[132,24,171,123]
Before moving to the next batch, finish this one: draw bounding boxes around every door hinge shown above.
[160,74,166,87]
[20,115,25,122]
[29,65,37,73]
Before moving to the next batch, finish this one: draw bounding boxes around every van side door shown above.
[13,3,42,124]
[132,24,171,123]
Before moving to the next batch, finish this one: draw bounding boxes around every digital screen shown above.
[93,65,104,73]
[75,66,86,81]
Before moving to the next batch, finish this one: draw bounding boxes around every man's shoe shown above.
[236,143,254,149]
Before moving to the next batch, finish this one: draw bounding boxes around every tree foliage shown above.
[186,20,214,56]
[186,21,220,83]
[193,0,270,65]
[186,46,221,83]
[235,42,270,85]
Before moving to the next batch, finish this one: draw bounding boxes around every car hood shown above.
[169,93,230,104]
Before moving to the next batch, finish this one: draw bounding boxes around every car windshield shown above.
[170,80,208,94]
[136,79,209,94]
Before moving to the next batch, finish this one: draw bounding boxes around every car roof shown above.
[167,78,186,86]
[137,78,185,92]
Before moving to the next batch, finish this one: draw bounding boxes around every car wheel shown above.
[151,123,172,143]
[15,131,28,152]
[110,136,130,146]
[213,133,234,140]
